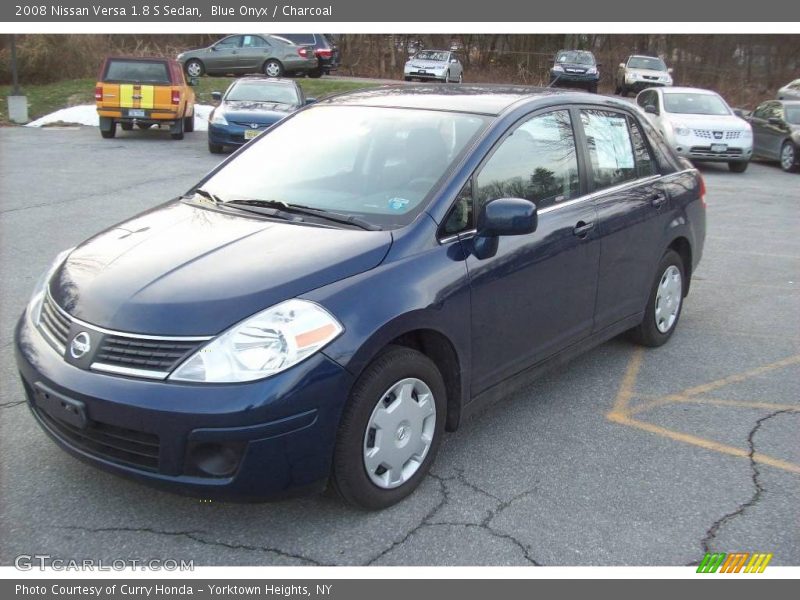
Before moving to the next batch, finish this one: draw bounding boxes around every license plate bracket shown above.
[244,129,260,140]
[710,143,728,153]
[33,382,88,429]
[127,109,146,118]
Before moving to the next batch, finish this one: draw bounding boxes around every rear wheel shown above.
[629,250,685,347]
[170,118,184,141]
[781,141,799,172]
[331,346,446,510]
[185,59,204,78]
[307,67,323,79]
[728,160,749,173]
[184,113,195,133]
[263,59,284,78]
[100,118,116,139]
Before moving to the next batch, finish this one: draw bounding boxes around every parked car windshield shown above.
[557,51,594,65]
[104,60,170,84]
[200,106,489,229]
[415,51,449,61]
[628,56,667,71]
[663,93,731,115]
[786,106,800,124]
[226,82,300,105]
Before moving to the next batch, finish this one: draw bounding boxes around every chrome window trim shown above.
[90,363,171,380]
[46,290,213,342]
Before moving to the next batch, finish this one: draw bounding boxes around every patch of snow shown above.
[26,104,214,132]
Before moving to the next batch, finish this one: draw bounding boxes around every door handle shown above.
[651,193,667,209]
[573,221,595,238]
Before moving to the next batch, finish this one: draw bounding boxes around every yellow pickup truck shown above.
[95,56,196,140]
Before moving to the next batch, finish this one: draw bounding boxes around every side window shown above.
[752,103,770,120]
[215,36,241,49]
[580,109,638,191]
[243,35,268,48]
[627,117,658,178]
[474,110,580,213]
[442,181,474,235]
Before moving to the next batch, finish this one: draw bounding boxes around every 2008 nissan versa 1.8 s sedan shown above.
[16,86,706,510]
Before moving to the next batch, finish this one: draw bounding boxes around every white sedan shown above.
[636,87,753,173]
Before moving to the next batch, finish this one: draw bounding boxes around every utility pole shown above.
[7,35,29,123]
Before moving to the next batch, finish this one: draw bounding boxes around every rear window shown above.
[104,60,170,84]
[275,34,316,45]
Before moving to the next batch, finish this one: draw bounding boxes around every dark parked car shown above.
[274,34,339,78]
[744,100,800,172]
[549,49,600,93]
[16,86,705,509]
[177,34,317,78]
[207,77,313,153]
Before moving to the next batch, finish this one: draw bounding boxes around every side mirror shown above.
[732,108,747,118]
[210,45,218,52]
[305,97,317,105]
[211,91,222,102]
[644,104,659,115]
[188,77,199,87]
[450,58,458,63]
[619,62,625,69]
[768,116,783,126]
[473,198,538,260]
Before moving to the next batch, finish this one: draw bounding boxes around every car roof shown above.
[660,87,721,95]
[628,55,662,60]
[320,84,624,116]
[231,77,297,85]
[416,49,450,53]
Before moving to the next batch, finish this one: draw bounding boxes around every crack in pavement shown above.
[697,409,795,559]
[0,400,27,410]
[367,470,542,565]
[56,525,324,566]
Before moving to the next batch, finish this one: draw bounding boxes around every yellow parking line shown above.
[629,395,800,416]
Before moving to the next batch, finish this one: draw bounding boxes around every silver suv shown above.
[615,55,673,97]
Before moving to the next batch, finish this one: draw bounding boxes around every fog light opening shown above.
[187,442,244,477]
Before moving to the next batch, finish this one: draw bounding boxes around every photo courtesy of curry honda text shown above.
[15,86,706,510]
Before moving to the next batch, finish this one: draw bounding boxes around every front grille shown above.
[693,129,741,140]
[95,336,201,372]
[39,294,70,351]
[30,398,160,472]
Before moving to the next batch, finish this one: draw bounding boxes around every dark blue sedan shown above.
[16,86,705,509]
[207,77,313,153]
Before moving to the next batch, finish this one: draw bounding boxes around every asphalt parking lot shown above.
[1,125,798,566]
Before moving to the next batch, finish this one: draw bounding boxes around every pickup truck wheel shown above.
[629,250,685,347]
[170,118,184,141]
[332,346,446,510]
[120,122,133,131]
[263,60,284,78]
[185,60,204,77]
[184,114,195,133]
[100,118,116,139]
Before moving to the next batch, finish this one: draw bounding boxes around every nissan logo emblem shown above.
[69,332,91,359]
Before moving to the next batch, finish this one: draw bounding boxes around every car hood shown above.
[50,201,392,336]
[408,59,447,68]
[663,113,750,130]
[220,101,296,123]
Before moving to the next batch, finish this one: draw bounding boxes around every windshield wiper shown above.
[224,199,382,231]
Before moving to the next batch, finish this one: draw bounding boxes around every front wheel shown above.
[728,160,749,173]
[332,346,446,510]
[629,250,685,347]
[100,118,116,139]
[208,141,224,154]
[781,141,799,172]
[185,59,204,78]
[263,59,284,78]
[588,82,598,94]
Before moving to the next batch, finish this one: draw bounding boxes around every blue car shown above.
[16,86,705,509]
[207,77,314,153]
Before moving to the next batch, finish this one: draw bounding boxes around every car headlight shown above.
[169,299,343,383]
[210,110,228,126]
[552,65,564,73]
[586,66,597,75]
[626,73,638,82]
[28,247,74,326]
[673,124,691,137]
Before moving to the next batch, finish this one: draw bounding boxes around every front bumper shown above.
[15,313,354,500]
[550,72,599,87]
[207,122,277,147]
[404,68,447,81]
[670,134,753,163]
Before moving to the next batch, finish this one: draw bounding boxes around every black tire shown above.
[629,250,686,347]
[170,118,184,141]
[100,120,116,139]
[620,85,629,97]
[263,59,284,78]
[588,82,598,94]
[404,76,412,82]
[728,160,749,173]
[184,113,194,133]
[780,141,799,173]
[120,122,133,131]
[307,67,323,79]
[208,141,224,154]
[185,59,204,78]
[331,346,447,510]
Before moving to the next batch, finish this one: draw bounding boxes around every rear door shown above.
[238,35,271,71]
[464,109,600,394]
[580,108,673,331]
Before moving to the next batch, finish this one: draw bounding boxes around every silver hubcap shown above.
[781,144,795,170]
[655,265,682,333]
[187,62,201,77]
[265,63,280,77]
[363,378,436,489]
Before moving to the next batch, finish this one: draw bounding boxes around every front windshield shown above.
[786,106,800,124]
[226,81,300,105]
[628,56,667,71]
[663,93,731,115]
[415,51,449,62]
[199,106,489,229]
[557,51,594,65]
